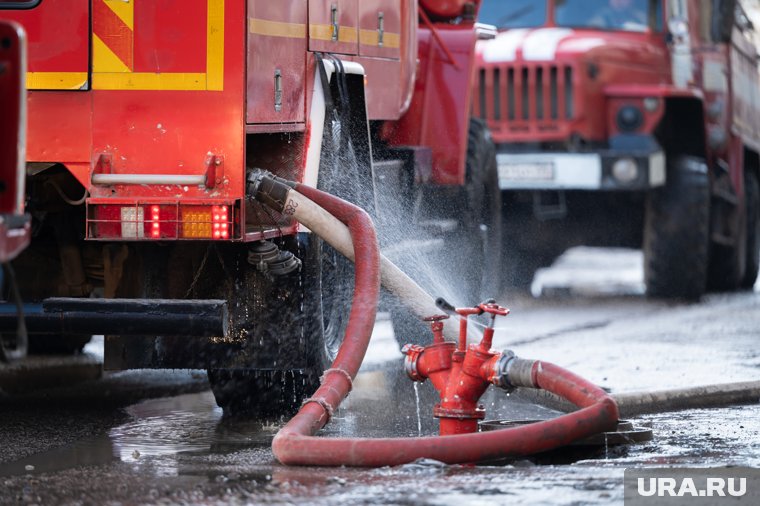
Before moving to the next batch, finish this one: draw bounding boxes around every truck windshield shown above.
[555,0,662,33]
[478,0,547,29]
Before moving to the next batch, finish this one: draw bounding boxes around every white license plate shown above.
[499,162,555,181]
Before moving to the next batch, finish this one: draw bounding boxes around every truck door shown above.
[0,0,89,90]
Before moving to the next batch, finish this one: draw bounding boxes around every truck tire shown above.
[209,110,364,417]
[207,234,347,417]
[390,119,502,346]
[644,155,710,299]
[741,171,759,288]
[459,118,504,303]
[707,178,746,292]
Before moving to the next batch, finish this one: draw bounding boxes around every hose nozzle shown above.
[435,297,457,315]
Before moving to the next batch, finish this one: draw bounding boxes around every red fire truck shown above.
[474,0,760,298]
[0,0,502,414]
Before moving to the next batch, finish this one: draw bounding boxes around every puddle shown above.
[0,391,272,478]
[2,360,758,506]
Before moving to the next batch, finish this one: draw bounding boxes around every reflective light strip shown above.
[309,23,358,43]
[206,0,225,91]
[249,18,306,38]
[359,29,400,48]
[91,73,207,91]
[26,72,88,90]
[91,174,207,185]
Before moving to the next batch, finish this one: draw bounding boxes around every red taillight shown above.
[212,205,229,240]
[92,205,123,239]
[146,205,178,239]
[150,205,160,238]
[91,203,234,240]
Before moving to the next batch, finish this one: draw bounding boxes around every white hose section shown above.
[285,190,459,342]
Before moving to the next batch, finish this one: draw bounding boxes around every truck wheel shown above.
[707,177,747,292]
[460,118,504,303]
[390,119,502,346]
[741,171,759,288]
[209,116,365,416]
[429,118,503,305]
[207,234,348,417]
[644,155,710,299]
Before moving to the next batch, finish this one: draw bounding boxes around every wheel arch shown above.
[656,97,707,160]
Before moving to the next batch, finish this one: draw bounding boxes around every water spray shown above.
[247,171,619,467]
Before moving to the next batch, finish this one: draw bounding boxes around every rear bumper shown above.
[497,150,665,191]
[0,298,228,337]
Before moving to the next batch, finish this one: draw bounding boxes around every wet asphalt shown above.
[0,247,759,505]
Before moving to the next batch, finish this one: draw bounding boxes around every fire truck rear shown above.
[0,19,31,362]
[0,0,502,414]
[475,0,760,298]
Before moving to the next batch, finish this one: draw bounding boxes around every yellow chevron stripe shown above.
[92,0,225,91]
[103,0,134,30]
[249,18,306,39]
[93,34,131,73]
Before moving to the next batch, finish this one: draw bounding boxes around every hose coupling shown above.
[401,343,426,382]
[248,240,301,276]
[246,169,296,213]
[492,351,537,391]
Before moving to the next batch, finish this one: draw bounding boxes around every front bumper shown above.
[497,150,665,191]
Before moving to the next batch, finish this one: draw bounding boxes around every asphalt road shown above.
[0,247,758,505]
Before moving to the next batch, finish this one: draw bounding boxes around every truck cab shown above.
[475,0,760,298]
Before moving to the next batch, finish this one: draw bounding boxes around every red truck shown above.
[0,0,502,414]
[474,0,759,298]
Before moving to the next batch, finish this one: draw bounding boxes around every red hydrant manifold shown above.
[249,173,620,467]
[403,300,520,436]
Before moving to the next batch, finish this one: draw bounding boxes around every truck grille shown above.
[476,64,575,133]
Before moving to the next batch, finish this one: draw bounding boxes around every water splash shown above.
[413,382,422,436]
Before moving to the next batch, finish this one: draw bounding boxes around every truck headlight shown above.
[616,106,643,132]
[612,158,639,184]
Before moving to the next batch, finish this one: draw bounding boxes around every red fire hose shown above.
[261,180,619,467]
